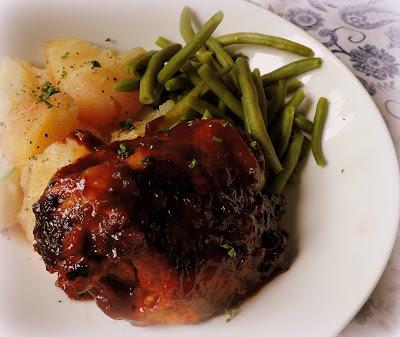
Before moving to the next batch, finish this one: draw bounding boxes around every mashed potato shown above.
[0,39,171,241]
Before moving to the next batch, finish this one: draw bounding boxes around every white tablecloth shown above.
[246,0,400,335]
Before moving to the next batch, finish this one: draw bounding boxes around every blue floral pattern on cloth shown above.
[285,7,324,30]
[350,44,399,80]
[246,1,400,336]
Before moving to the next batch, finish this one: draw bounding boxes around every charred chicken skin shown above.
[33,119,289,325]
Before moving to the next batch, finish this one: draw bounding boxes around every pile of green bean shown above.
[113,6,328,193]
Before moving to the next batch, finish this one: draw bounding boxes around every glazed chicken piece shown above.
[33,119,289,325]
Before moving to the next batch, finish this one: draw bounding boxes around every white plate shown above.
[0,0,399,336]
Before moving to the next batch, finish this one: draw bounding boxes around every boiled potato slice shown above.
[0,92,80,167]
[45,38,144,133]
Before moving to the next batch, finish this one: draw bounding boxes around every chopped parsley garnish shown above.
[188,158,198,169]
[212,136,223,143]
[61,69,67,79]
[90,60,102,69]
[221,243,236,258]
[119,118,134,131]
[224,308,235,322]
[105,37,114,42]
[250,140,257,150]
[117,143,129,159]
[61,52,69,60]
[37,81,60,108]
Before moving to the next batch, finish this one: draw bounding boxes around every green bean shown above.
[252,68,268,127]
[236,57,283,174]
[270,132,304,193]
[157,82,208,127]
[197,63,243,119]
[216,33,314,57]
[202,109,213,120]
[169,91,185,103]
[294,113,313,133]
[181,62,202,85]
[229,52,249,61]
[206,37,239,90]
[180,6,196,43]
[261,58,322,86]
[265,78,303,98]
[140,43,182,105]
[197,50,217,68]
[155,36,174,48]
[150,66,236,132]
[285,88,305,110]
[268,79,287,123]
[271,106,295,158]
[186,95,235,124]
[157,10,224,86]
[125,50,157,77]
[311,97,328,166]
[288,137,311,184]
[165,75,192,91]
[113,77,140,92]
[155,35,201,86]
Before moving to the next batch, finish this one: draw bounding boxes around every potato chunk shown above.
[45,38,144,133]
[0,93,80,167]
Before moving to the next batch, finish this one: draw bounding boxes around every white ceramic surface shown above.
[0,0,399,337]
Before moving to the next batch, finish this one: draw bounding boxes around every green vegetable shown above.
[293,113,313,133]
[157,10,224,86]
[285,88,305,110]
[125,50,157,77]
[202,110,213,120]
[37,81,60,108]
[165,74,192,91]
[188,158,198,168]
[186,95,235,124]
[140,43,182,104]
[212,136,223,143]
[117,143,129,159]
[270,132,304,193]
[119,118,134,131]
[261,58,322,86]
[271,106,295,158]
[221,243,236,257]
[180,6,196,43]
[113,77,140,92]
[265,78,303,99]
[206,37,238,90]
[181,61,202,85]
[90,60,101,69]
[197,64,243,119]
[61,69,67,79]
[252,68,268,127]
[236,57,282,174]
[179,6,208,54]
[157,81,208,131]
[155,36,174,48]
[268,79,287,123]
[311,97,328,166]
[216,32,314,57]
